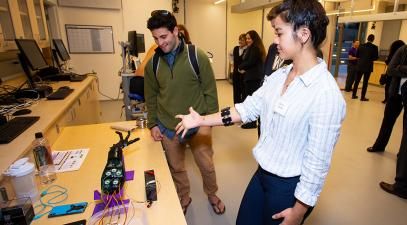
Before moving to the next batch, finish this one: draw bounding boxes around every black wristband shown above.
[220,107,234,127]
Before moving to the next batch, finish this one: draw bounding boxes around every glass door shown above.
[330,22,360,78]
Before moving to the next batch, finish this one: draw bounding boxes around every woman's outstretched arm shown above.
[175,107,242,138]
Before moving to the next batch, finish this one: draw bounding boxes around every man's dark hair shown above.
[147,10,177,32]
[367,34,375,42]
[268,0,329,50]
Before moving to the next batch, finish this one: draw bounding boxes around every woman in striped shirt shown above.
[175,0,346,224]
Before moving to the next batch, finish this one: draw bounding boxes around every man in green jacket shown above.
[144,10,225,215]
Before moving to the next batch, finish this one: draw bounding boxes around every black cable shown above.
[87,74,120,100]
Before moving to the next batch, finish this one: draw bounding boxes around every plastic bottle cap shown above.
[3,157,35,177]
[35,132,43,139]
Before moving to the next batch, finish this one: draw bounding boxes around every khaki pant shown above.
[161,126,218,204]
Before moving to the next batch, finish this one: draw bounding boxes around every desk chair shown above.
[128,76,147,122]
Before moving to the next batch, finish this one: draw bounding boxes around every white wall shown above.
[186,0,226,79]
[57,0,171,100]
[399,20,407,43]
[380,20,401,50]
[366,21,383,46]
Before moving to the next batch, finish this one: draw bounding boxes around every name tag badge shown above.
[274,99,288,116]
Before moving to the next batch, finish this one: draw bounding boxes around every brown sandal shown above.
[208,196,226,215]
[182,197,192,215]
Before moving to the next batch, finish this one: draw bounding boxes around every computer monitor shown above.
[136,34,145,54]
[15,39,49,71]
[128,31,145,57]
[52,39,71,61]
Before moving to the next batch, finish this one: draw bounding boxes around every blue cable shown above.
[33,184,68,220]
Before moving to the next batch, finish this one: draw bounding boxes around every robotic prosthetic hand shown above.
[101,131,140,195]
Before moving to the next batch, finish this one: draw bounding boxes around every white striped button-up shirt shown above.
[235,59,346,206]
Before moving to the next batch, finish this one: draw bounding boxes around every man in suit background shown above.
[352,34,379,101]
[368,45,407,199]
[345,40,359,92]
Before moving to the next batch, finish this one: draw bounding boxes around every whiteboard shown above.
[65,24,114,54]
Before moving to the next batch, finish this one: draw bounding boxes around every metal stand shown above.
[121,73,134,121]
[119,41,147,122]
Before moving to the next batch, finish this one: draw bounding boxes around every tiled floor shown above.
[100,79,407,225]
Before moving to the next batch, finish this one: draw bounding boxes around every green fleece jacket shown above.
[144,43,219,130]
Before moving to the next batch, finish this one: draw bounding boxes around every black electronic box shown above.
[0,198,34,225]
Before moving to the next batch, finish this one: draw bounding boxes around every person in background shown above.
[374,44,407,199]
[232,33,247,104]
[352,34,378,101]
[175,1,346,224]
[238,30,266,129]
[264,43,292,76]
[177,24,192,44]
[367,43,406,153]
[344,40,359,92]
[382,40,405,103]
[144,10,225,215]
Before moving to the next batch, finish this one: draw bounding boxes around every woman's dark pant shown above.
[345,64,357,91]
[373,94,403,150]
[233,72,244,104]
[384,76,392,102]
[236,167,313,225]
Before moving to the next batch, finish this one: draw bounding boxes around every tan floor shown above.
[100,80,407,225]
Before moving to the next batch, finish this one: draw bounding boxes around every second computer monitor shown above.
[128,31,145,57]
[53,39,71,62]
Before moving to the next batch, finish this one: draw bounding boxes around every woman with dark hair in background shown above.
[238,30,266,129]
[383,40,405,103]
[177,24,192,44]
[232,33,247,104]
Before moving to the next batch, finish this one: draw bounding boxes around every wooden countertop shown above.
[31,121,187,225]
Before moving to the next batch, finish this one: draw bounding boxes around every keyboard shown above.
[0,116,40,144]
[43,73,87,82]
[47,88,74,100]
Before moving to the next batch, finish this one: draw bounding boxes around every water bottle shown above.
[32,132,57,184]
